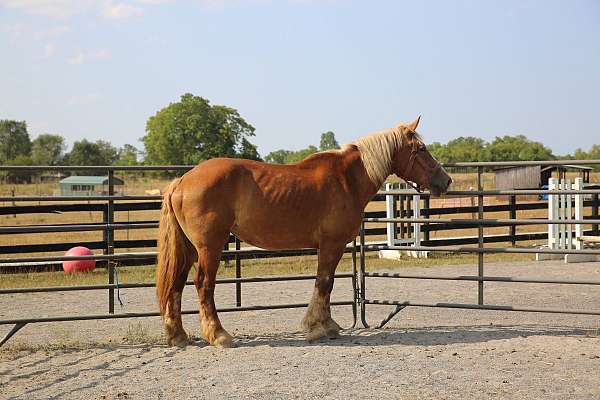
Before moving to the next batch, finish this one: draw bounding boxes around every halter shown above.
[404,141,441,193]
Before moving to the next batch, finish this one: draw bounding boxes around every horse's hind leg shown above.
[194,235,234,348]
[165,262,193,347]
[302,242,345,342]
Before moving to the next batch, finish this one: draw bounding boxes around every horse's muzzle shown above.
[430,168,452,197]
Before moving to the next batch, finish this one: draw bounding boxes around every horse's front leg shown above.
[302,242,345,342]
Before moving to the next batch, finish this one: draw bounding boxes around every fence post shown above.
[399,193,405,239]
[235,236,241,307]
[593,193,599,237]
[412,191,422,257]
[477,167,484,305]
[574,178,583,250]
[385,183,396,247]
[548,178,558,249]
[565,179,572,250]
[359,222,368,328]
[509,195,516,247]
[107,170,115,314]
[423,196,430,243]
[350,238,358,328]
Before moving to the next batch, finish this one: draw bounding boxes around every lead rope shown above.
[115,263,124,308]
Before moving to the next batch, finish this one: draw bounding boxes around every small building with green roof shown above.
[59,176,124,196]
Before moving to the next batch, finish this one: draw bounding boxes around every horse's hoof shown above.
[167,334,188,348]
[306,324,327,343]
[325,318,341,336]
[213,332,235,348]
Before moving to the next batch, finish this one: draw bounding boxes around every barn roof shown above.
[541,165,593,172]
[60,176,124,185]
[494,164,593,172]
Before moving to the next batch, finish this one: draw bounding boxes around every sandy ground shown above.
[1,259,600,399]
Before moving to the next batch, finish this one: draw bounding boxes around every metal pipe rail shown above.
[14,215,597,236]
[364,300,600,316]
[365,244,600,255]
[0,195,162,202]
[378,189,600,196]
[0,159,597,171]
[0,273,354,295]
[364,272,600,286]
[0,243,367,264]
[0,222,159,234]
[0,301,356,327]
[0,300,355,346]
[364,217,600,225]
[3,189,600,203]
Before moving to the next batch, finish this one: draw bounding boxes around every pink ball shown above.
[63,246,96,273]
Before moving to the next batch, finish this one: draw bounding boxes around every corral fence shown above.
[1,161,600,345]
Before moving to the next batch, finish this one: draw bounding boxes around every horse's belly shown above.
[231,207,318,250]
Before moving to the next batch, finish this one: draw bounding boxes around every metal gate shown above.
[357,160,600,328]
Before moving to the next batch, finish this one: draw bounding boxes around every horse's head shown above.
[393,116,452,197]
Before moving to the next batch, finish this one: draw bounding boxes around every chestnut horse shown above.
[156,117,451,347]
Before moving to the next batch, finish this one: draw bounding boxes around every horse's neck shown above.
[342,148,382,207]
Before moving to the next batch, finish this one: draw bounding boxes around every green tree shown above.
[265,149,293,164]
[319,131,339,151]
[236,138,261,161]
[265,146,319,164]
[427,142,447,162]
[143,93,259,164]
[284,145,319,164]
[573,144,600,170]
[0,120,31,163]
[65,139,119,169]
[444,136,487,163]
[485,135,554,162]
[116,144,140,166]
[31,134,66,165]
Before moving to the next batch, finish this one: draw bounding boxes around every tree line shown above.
[427,136,600,170]
[1,93,598,180]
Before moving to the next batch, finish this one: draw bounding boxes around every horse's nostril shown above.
[447,177,452,187]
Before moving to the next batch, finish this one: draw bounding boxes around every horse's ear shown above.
[407,115,421,132]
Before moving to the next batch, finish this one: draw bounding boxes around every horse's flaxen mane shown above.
[348,124,422,187]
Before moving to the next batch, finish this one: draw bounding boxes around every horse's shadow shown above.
[213,325,598,349]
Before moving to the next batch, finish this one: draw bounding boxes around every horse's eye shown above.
[419,145,427,152]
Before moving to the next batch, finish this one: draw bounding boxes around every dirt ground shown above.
[2,259,600,399]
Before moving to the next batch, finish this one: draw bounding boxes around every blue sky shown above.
[1,0,599,158]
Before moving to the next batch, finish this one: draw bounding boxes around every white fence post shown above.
[574,178,583,250]
[411,192,425,258]
[548,177,558,250]
[385,182,396,247]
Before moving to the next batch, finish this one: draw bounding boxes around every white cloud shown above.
[0,0,93,18]
[103,3,143,18]
[68,49,111,65]
[0,0,147,19]
[68,93,100,106]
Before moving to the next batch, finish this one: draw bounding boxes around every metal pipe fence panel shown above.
[358,159,600,328]
[2,161,600,345]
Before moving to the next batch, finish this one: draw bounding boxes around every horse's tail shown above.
[156,178,193,316]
